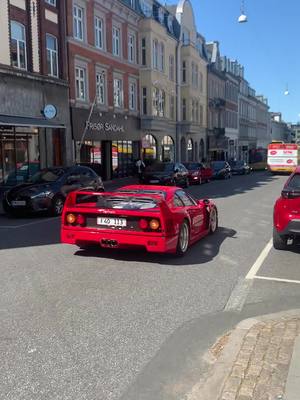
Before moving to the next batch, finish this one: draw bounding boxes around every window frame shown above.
[75,65,87,101]
[112,25,121,57]
[113,76,124,108]
[128,31,136,63]
[129,80,137,111]
[141,37,146,66]
[73,4,85,41]
[45,0,56,6]
[96,70,107,105]
[10,20,27,70]
[94,16,104,50]
[46,33,58,77]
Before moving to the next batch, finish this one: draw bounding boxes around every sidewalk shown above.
[187,310,300,400]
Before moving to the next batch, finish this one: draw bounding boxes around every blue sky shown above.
[168,0,300,123]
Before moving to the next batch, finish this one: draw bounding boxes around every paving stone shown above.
[223,376,242,394]
[238,377,256,397]
[231,365,246,379]
[221,391,237,400]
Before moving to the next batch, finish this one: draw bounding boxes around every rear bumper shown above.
[61,227,178,253]
[278,219,300,236]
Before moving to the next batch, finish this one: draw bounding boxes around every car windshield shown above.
[211,161,225,169]
[183,163,200,170]
[286,174,300,191]
[145,163,174,173]
[29,169,64,184]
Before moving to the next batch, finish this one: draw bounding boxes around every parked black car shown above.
[140,162,189,187]
[229,160,251,175]
[3,166,104,216]
[211,161,232,179]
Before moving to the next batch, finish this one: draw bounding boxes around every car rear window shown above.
[145,163,174,173]
[286,174,300,190]
[183,163,200,170]
[118,189,166,199]
[75,194,159,210]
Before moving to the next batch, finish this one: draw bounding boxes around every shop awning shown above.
[0,114,65,129]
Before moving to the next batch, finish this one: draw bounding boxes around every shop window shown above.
[162,136,174,162]
[142,134,157,162]
[10,21,27,70]
[46,34,58,77]
[112,141,134,178]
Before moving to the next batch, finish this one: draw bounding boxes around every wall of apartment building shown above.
[67,0,141,180]
[207,71,226,130]
[0,0,72,185]
[256,100,271,149]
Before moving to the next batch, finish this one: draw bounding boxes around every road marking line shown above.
[224,277,253,312]
[245,238,273,280]
[254,276,300,285]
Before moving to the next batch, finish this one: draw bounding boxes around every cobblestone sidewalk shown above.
[219,317,300,400]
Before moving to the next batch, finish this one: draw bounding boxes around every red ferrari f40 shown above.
[61,185,218,256]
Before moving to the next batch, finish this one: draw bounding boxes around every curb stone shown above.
[183,309,300,400]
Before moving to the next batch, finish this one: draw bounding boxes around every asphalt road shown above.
[0,172,299,400]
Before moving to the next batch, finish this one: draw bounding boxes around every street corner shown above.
[185,310,300,400]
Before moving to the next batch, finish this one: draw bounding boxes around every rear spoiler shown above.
[65,190,165,208]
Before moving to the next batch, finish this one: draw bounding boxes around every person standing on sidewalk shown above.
[135,158,145,182]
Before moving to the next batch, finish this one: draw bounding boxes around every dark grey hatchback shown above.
[3,166,104,216]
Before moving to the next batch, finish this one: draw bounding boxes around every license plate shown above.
[11,200,26,206]
[150,180,159,183]
[97,217,127,227]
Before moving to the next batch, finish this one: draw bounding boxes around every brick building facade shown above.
[67,0,142,180]
[0,0,72,186]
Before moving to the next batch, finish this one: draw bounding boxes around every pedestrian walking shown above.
[136,158,145,182]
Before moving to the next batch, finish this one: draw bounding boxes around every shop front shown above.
[71,108,141,181]
[0,115,65,186]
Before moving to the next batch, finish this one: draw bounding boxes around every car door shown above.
[176,190,204,238]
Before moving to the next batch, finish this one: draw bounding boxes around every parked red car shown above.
[273,167,300,249]
[183,162,213,185]
[61,185,218,256]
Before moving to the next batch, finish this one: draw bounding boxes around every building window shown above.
[200,104,204,126]
[128,32,136,63]
[114,78,123,108]
[129,81,137,111]
[159,42,164,72]
[170,96,175,120]
[182,98,187,121]
[199,71,203,92]
[153,39,158,69]
[94,16,103,49]
[112,26,121,56]
[195,101,199,123]
[96,72,106,105]
[46,0,56,5]
[169,55,174,81]
[182,61,187,83]
[140,0,152,17]
[192,63,199,88]
[141,38,146,66]
[73,5,84,41]
[152,88,165,117]
[75,66,86,100]
[142,87,147,115]
[10,21,27,70]
[46,34,58,77]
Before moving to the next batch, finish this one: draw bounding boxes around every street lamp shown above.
[284,84,290,96]
[238,0,248,23]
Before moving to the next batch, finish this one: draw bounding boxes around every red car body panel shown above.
[273,167,300,235]
[184,164,213,184]
[61,185,217,254]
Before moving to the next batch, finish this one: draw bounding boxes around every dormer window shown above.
[158,8,164,24]
[167,15,173,32]
[141,0,152,17]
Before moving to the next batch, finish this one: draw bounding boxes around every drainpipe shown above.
[175,38,182,162]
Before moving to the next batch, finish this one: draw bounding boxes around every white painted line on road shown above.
[224,276,253,312]
[254,276,300,285]
[245,238,273,280]
[0,217,60,229]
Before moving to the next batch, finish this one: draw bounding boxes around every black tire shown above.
[209,208,218,234]
[51,195,65,216]
[273,227,288,250]
[176,220,190,256]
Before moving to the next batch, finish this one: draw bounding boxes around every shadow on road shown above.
[74,226,237,266]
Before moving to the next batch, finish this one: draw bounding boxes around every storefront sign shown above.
[86,121,125,133]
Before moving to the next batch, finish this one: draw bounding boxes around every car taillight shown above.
[149,219,160,230]
[66,213,76,224]
[77,214,86,226]
[139,218,148,230]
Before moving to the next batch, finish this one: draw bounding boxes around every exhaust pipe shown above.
[101,239,118,248]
